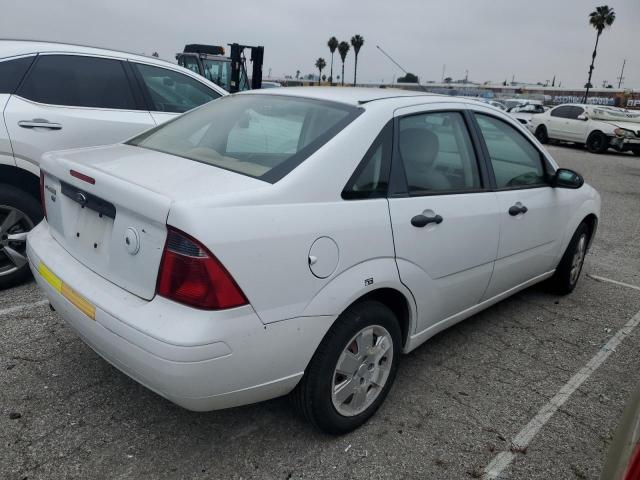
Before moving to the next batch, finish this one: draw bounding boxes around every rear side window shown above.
[398,111,481,194]
[0,56,35,94]
[129,94,361,182]
[342,123,392,199]
[133,63,220,113]
[474,114,546,188]
[18,55,137,109]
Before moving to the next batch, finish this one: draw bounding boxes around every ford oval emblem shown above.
[75,192,87,206]
[124,228,140,255]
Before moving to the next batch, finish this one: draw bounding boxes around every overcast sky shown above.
[1,0,637,89]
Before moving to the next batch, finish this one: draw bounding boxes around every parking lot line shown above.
[0,299,48,317]
[483,307,640,479]
[588,274,640,292]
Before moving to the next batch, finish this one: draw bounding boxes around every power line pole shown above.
[617,59,626,89]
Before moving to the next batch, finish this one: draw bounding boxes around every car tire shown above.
[292,300,402,434]
[535,126,549,144]
[0,184,42,289]
[632,148,640,157]
[586,131,609,154]
[547,222,590,295]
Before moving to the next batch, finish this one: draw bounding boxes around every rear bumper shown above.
[27,221,334,411]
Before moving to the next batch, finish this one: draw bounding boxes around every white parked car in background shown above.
[0,40,226,288]
[28,88,600,433]
[530,104,640,155]
[509,102,546,127]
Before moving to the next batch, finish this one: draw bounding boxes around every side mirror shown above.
[577,114,588,121]
[551,168,584,189]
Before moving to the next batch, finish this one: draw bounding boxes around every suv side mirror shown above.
[577,114,588,121]
[551,168,584,189]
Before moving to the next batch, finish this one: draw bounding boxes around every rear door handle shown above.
[411,214,443,227]
[18,119,62,130]
[508,204,528,216]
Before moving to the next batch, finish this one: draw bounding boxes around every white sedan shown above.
[27,88,600,433]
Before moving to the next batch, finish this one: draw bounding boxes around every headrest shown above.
[399,128,439,168]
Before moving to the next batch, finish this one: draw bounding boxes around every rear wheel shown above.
[547,222,590,295]
[586,131,609,154]
[0,184,42,289]
[535,125,549,144]
[632,148,640,157]
[292,300,401,434]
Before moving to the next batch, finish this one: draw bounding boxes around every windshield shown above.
[202,59,232,91]
[129,94,362,182]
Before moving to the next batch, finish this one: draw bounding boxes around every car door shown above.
[563,106,590,142]
[4,53,155,172]
[130,62,223,125]
[471,110,572,299]
[387,105,501,333]
[0,55,36,169]
[547,105,572,139]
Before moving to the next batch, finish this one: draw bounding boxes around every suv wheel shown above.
[586,131,609,154]
[292,300,401,434]
[0,184,42,289]
[535,125,549,144]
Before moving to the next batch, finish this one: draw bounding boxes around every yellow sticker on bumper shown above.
[38,262,96,320]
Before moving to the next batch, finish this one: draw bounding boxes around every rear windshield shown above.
[129,94,362,182]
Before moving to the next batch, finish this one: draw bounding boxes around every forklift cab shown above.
[176,44,261,93]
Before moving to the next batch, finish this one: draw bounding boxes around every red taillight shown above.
[624,443,640,480]
[39,171,47,219]
[156,227,247,310]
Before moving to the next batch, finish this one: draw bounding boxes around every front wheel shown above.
[547,222,590,295]
[0,184,43,289]
[632,148,640,157]
[292,300,401,434]
[586,131,609,154]
[535,125,549,144]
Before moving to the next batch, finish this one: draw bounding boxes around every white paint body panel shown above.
[27,89,602,411]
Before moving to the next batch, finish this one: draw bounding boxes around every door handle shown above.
[18,120,62,130]
[411,213,443,227]
[508,204,528,216]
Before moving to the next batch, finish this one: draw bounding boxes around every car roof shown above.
[0,39,173,67]
[239,86,448,106]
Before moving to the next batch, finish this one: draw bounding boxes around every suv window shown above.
[342,123,392,200]
[550,106,573,118]
[398,111,480,194]
[134,63,220,113]
[0,56,35,94]
[18,55,137,109]
[474,114,546,188]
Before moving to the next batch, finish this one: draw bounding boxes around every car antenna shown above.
[375,45,430,94]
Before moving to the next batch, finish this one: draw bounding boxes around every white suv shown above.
[530,104,640,155]
[0,40,226,288]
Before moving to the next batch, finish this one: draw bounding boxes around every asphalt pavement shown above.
[1,144,639,480]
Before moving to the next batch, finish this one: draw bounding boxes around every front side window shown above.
[475,114,546,188]
[129,94,361,182]
[550,106,572,118]
[398,111,480,194]
[134,63,221,113]
[0,56,35,94]
[18,55,136,109]
[567,106,585,119]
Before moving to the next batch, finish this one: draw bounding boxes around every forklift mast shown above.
[228,43,263,92]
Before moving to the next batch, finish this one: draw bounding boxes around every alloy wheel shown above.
[569,234,587,286]
[331,325,394,417]
[0,205,33,277]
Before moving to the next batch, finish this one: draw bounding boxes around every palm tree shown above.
[583,5,615,102]
[315,58,326,85]
[327,37,338,84]
[295,70,301,80]
[338,41,350,86]
[350,35,364,85]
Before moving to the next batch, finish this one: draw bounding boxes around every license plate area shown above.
[60,182,115,258]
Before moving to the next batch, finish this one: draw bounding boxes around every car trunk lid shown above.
[40,144,267,300]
